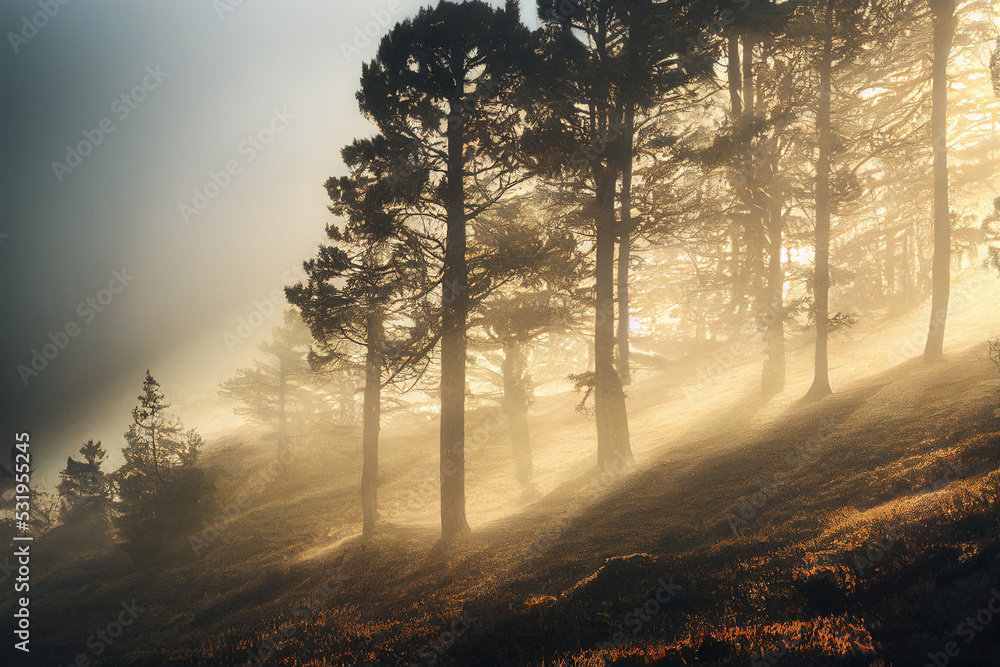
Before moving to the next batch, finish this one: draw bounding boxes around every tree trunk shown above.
[806,0,834,400]
[727,34,743,118]
[759,45,790,398]
[616,101,635,386]
[501,342,532,489]
[729,226,746,336]
[742,34,754,118]
[732,34,765,341]
[761,162,786,397]
[595,159,632,470]
[725,30,748,339]
[439,52,472,543]
[885,226,896,300]
[923,0,955,362]
[277,357,288,454]
[361,314,382,538]
[589,10,631,471]
[742,35,768,329]
[901,230,912,302]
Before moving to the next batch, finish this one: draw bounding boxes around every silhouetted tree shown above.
[467,198,583,492]
[57,440,111,522]
[356,0,533,543]
[923,0,957,362]
[530,0,714,467]
[219,309,319,453]
[288,134,434,538]
[112,372,213,563]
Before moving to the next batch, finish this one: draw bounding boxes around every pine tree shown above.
[529,0,715,468]
[112,372,213,563]
[288,134,435,538]
[467,197,583,492]
[923,0,957,362]
[219,309,319,453]
[57,440,110,522]
[356,0,533,543]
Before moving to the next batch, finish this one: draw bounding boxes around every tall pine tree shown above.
[356,0,533,543]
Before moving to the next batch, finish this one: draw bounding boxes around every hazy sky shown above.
[1,0,539,489]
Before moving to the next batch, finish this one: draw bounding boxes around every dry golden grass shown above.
[8,342,1000,666]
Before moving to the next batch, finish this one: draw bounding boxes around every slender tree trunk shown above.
[727,35,747,338]
[729,227,746,336]
[759,48,788,398]
[923,0,955,362]
[885,225,896,300]
[595,160,632,470]
[902,230,912,302]
[501,342,532,489]
[361,313,383,538]
[593,8,629,470]
[439,54,471,543]
[742,34,767,327]
[806,0,834,400]
[727,34,743,118]
[761,167,786,397]
[742,34,754,118]
[732,34,765,340]
[616,101,635,386]
[277,357,288,453]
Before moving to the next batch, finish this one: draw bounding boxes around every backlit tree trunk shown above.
[923,0,955,362]
[361,311,383,538]
[440,50,472,541]
[277,356,288,454]
[761,165,786,397]
[806,0,834,400]
[501,342,532,489]
[595,157,632,469]
[616,101,635,386]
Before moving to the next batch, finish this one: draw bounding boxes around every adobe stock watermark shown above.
[7,0,72,54]
[56,599,145,667]
[722,417,838,534]
[223,268,304,352]
[213,0,245,21]
[241,568,349,666]
[408,610,476,666]
[523,474,615,561]
[597,577,683,651]
[677,0,752,75]
[924,588,1000,667]
[178,107,295,224]
[749,628,839,667]
[51,66,169,183]
[189,447,297,557]
[340,1,404,61]
[17,268,135,386]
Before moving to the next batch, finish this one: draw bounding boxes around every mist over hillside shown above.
[4,0,1000,665]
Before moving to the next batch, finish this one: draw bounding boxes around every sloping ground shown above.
[6,269,1000,666]
[292,346,1000,667]
[8,338,1000,667]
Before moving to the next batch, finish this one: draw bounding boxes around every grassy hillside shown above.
[6,279,1000,666]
